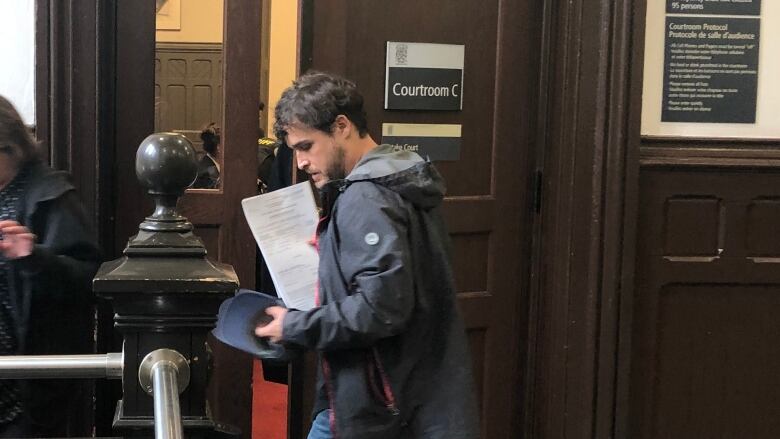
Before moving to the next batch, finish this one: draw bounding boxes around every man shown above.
[256,72,478,439]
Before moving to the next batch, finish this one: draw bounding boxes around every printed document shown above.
[241,182,318,311]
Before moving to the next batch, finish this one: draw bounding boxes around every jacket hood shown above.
[346,144,445,210]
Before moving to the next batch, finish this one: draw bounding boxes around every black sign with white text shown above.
[667,0,761,16]
[662,16,760,123]
[386,67,462,111]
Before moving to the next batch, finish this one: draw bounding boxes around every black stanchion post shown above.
[94,133,239,438]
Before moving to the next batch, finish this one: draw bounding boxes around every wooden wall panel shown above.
[154,43,223,139]
[450,233,490,293]
[654,285,780,438]
[663,197,722,258]
[467,329,487,412]
[528,0,642,436]
[746,198,780,257]
[632,168,780,438]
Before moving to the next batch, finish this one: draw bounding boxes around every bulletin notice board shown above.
[641,0,780,139]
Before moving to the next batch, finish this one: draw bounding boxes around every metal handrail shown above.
[0,349,191,439]
[152,359,184,439]
[0,353,123,379]
[139,349,190,439]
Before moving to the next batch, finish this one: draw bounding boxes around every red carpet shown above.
[252,360,288,439]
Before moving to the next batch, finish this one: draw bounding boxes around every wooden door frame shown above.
[294,1,540,437]
[34,1,117,434]
[34,0,116,253]
[40,0,261,435]
[36,0,648,436]
[526,0,643,437]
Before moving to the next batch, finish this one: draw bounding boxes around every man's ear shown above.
[333,115,352,138]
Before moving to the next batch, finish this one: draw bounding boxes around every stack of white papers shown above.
[241,182,319,311]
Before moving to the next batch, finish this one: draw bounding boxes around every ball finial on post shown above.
[135,132,198,232]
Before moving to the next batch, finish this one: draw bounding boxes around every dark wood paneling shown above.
[641,145,780,168]
[662,197,722,258]
[653,285,780,438]
[34,0,50,150]
[154,43,223,138]
[746,199,780,257]
[529,0,642,437]
[114,0,156,256]
[450,233,489,293]
[35,0,106,238]
[632,169,780,438]
[467,329,487,412]
[35,2,119,434]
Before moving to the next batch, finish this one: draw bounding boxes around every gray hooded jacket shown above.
[282,145,478,439]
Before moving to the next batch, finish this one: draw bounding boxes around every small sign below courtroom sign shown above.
[382,123,462,162]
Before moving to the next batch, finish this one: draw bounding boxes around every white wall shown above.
[0,0,36,125]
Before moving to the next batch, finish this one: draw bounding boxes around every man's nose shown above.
[296,155,309,171]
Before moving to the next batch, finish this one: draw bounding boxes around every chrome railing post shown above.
[152,362,183,439]
[138,349,190,439]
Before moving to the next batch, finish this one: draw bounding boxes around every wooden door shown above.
[297,1,542,437]
[112,1,260,436]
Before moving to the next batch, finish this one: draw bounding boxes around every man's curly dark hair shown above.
[273,71,369,141]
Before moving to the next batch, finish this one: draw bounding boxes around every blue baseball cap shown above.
[212,289,294,362]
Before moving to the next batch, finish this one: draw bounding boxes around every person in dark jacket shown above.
[256,72,478,439]
[0,95,101,437]
[192,122,220,189]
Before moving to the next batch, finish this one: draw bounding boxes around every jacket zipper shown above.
[312,223,340,438]
[371,348,400,415]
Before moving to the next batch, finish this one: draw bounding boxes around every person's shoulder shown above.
[338,180,404,212]
[25,163,75,197]
[16,163,77,217]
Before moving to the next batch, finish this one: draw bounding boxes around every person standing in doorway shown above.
[0,95,101,437]
[255,72,478,439]
[192,122,221,189]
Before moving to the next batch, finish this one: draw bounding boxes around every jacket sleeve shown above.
[13,190,101,302]
[282,184,415,351]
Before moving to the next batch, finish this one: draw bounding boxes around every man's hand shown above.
[0,220,35,259]
[255,306,288,343]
